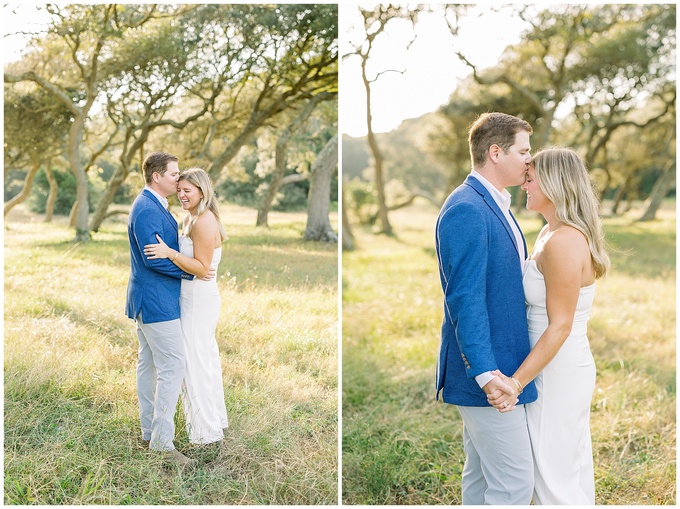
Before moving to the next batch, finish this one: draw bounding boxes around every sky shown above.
[3,4,52,64]
[340,4,529,137]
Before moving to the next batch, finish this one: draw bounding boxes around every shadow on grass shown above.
[604,223,675,279]
[37,294,133,348]
[28,231,337,291]
[220,243,337,291]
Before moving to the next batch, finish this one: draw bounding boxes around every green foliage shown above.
[378,114,452,198]
[273,180,311,212]
[218,151,262,207]
[218,148,310,210]
[218,126,338,212]
[344,177,378,225]
[27,169,80,215]
[3,80,72,171]
[5,3,338,233]
[4,170,28,202]
[341,135,370,181]
[24,166,127,216]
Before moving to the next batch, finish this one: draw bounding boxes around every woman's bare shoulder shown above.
[192,211,221,244]
[543,225,589,260]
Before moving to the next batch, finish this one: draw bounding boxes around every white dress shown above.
[179,235,229,444]
[523,259,596,505]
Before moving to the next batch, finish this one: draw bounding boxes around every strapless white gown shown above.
[179,235,228,444]
[523,259,596,504]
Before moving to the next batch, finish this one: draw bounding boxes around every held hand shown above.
[492,370,520,395]
[201,267,217,281]
[485,371,519,412]
[144,234,174,260]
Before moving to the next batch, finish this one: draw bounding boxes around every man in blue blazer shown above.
[126,151,194,467]
[435,113,538,504]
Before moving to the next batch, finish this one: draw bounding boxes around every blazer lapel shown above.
[465,176,521,258]
[142,189,178,233]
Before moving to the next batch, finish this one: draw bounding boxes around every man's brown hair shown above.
[142,152,179,184]
[468,112,532,168]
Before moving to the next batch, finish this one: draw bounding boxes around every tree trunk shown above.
[68,114,91,242]
[610,175,633,216]
[206,124,259,182]
[639,161,676,221]
[44,163,58,222]
[256,145,286,228]
[623,197,634,213]
[534,109,553,150]
[4,160,39,216]
[596,145,613,203]
[280,174,307,186]
[89,164,128,232]
[341,177,355,251]
[304,135,338,242]
[68,201,78,228]
[361,55,392,235]
[368,189,441,223]
[256,94,330,227]
[206,96,321,183]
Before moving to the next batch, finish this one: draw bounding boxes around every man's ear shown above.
[488,144,501,163]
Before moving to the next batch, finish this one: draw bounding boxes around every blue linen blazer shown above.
[125,189,193,324]
[435,175,537,407]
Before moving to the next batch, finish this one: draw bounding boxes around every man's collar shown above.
[470,170,511,209]
[145,186,168,209]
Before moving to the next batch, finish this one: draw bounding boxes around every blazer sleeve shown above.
[438,201,498,378]
[132,206,193,279]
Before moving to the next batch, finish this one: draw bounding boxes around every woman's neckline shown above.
[525,258,595,290]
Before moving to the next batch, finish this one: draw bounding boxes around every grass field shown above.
[4,204,338,505]
[342,201,676,505]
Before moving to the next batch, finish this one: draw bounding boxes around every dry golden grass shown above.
[4,204,338,505]
[342,200,675,505]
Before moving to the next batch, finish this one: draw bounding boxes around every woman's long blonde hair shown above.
[532,147,610,278]
[179,167,228,241]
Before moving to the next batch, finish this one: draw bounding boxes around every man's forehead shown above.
[513,131,531,149]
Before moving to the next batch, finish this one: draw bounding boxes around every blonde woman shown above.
[488,147,610,504]
[145,168,229,445]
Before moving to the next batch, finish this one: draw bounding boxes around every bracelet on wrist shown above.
[511,376,524,395]
[172,251,179,262]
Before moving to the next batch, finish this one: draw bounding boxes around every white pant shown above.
[457,405,534,505]
[136,315,185,451]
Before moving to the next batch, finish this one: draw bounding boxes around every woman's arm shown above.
[488,228,589,410]
[513,229,586,386]
[144,213,218,278]
[133,207,193,279]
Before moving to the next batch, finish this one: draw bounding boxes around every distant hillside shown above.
[342,111,451,198]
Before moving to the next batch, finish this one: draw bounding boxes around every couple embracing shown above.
[436,113,610,504]
[126,152,228,467]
